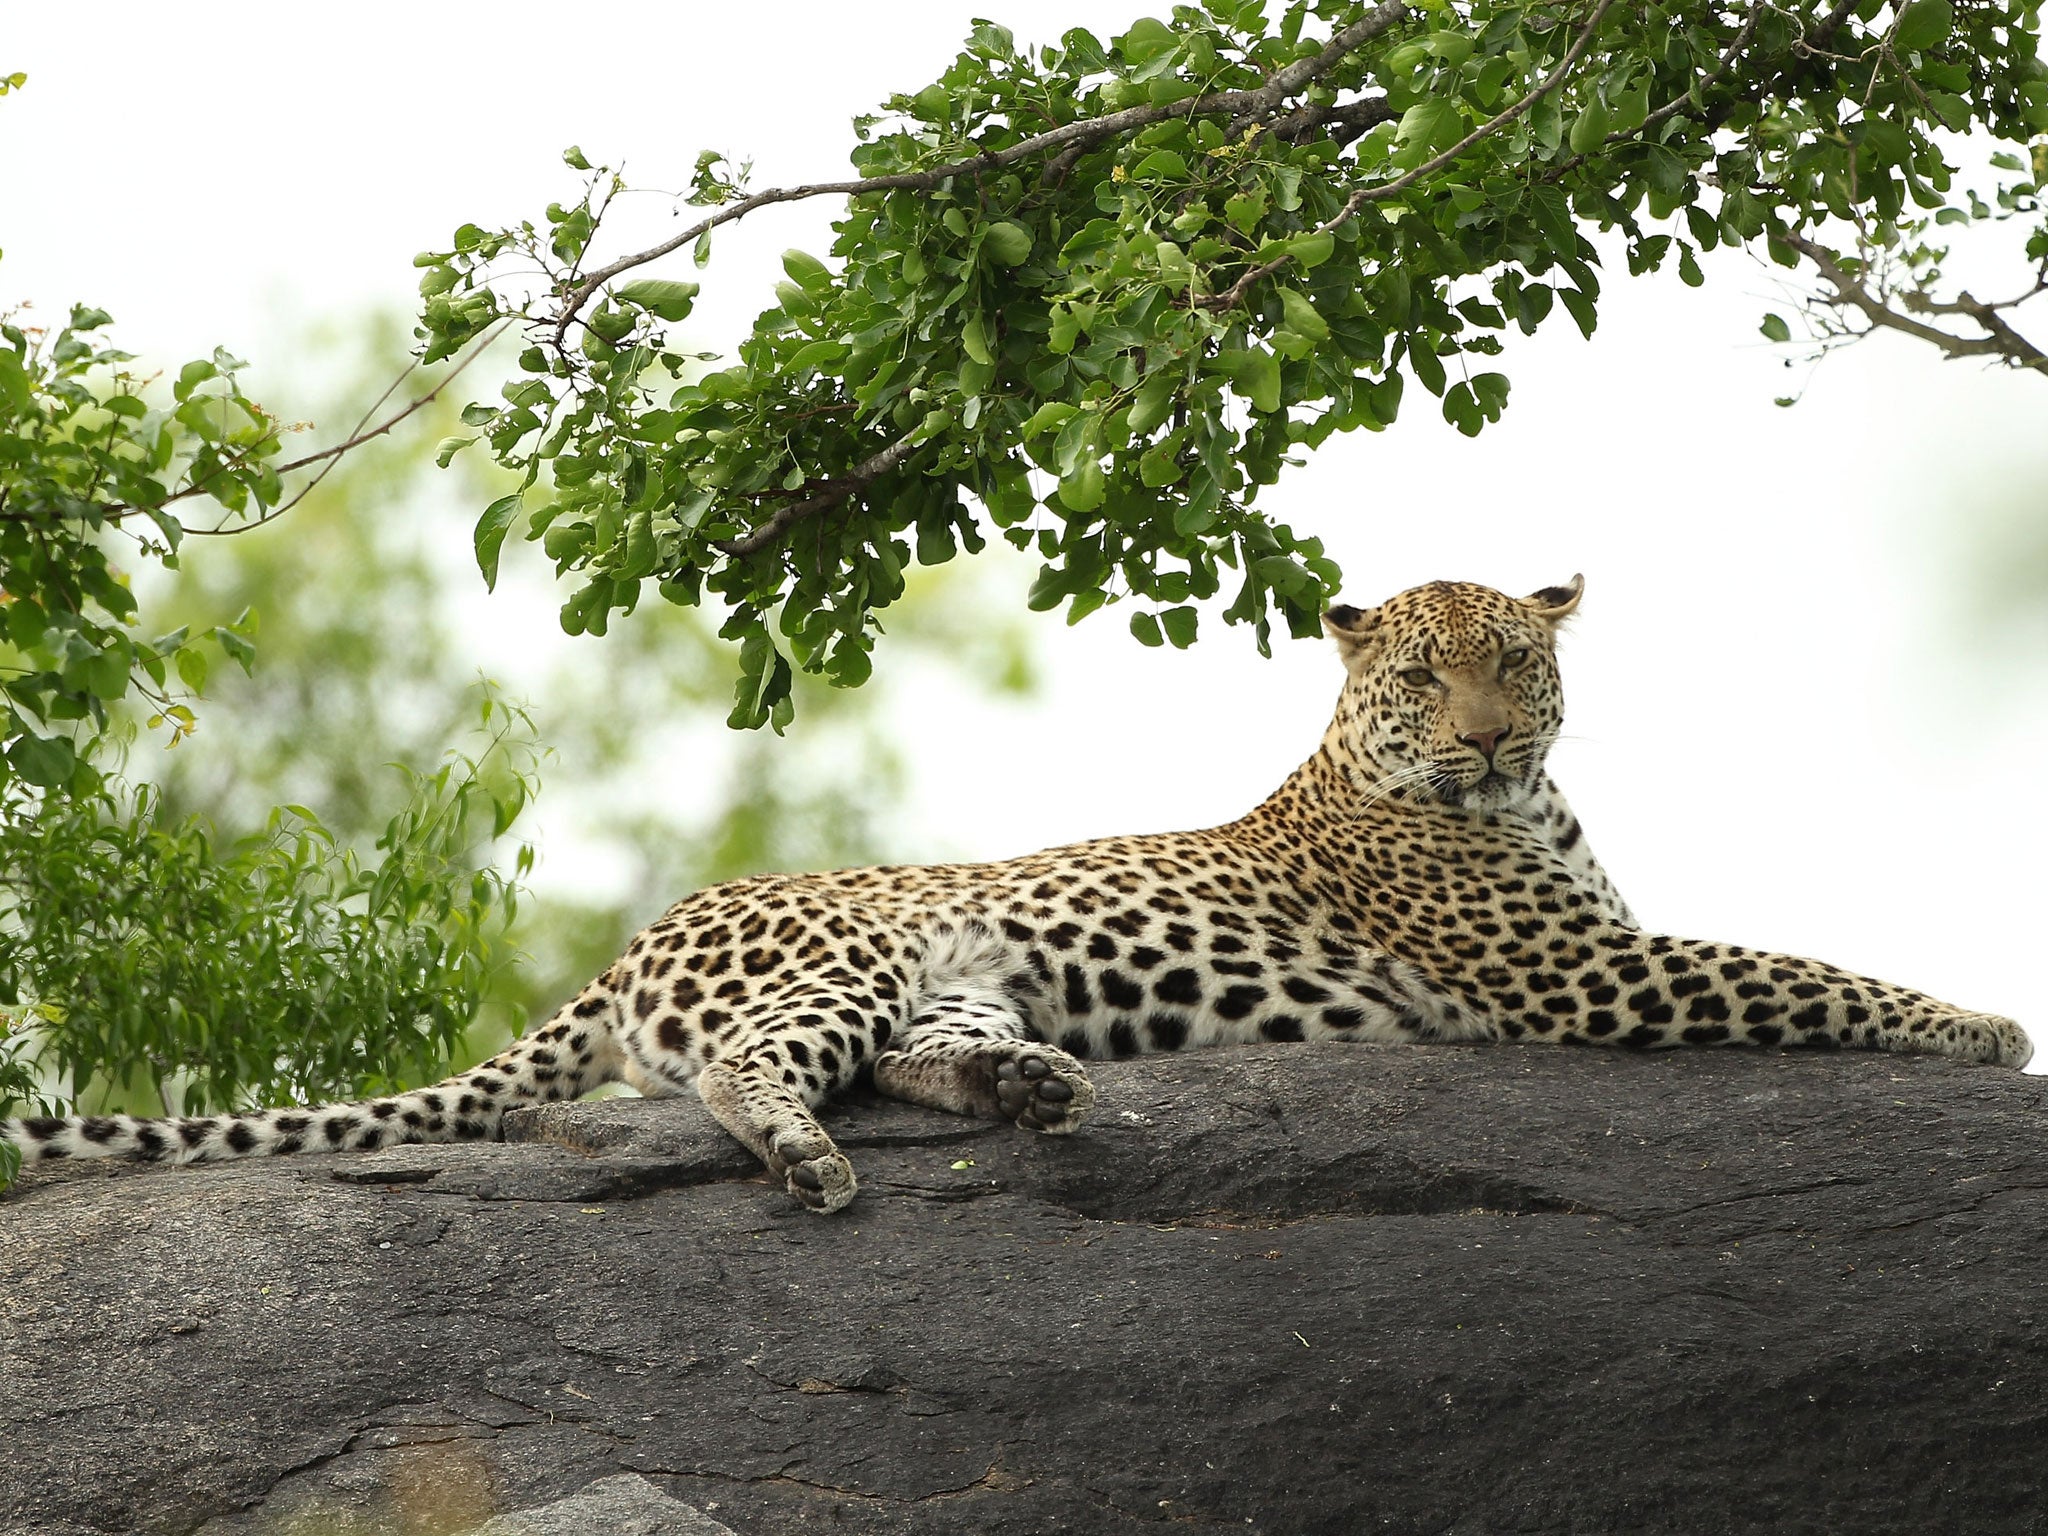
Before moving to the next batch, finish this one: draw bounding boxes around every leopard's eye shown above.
[1399,666,1436,689]
[1500,647,1530,671]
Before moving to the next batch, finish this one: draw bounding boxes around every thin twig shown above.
[0,322,516,532]
[183,322,514,537]
[1781,230,2048,372]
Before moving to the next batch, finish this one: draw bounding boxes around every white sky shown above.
[5,3,2045,1055]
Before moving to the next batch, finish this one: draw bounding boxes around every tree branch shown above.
[1636,0,1764,135]
[1781,231,2048,373]
[1267,95,1398,147]
[1204,0,1622,313]
[550,1,1415,341]
[711,432,925,557]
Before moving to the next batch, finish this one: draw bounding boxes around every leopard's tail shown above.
[1,976,624,1170]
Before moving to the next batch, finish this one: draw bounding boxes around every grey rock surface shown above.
[464,1472,734,1536]
[4,1044,2046,1536]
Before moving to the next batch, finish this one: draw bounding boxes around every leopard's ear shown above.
[1324,603,1384,671]
[1519,573,1584,624]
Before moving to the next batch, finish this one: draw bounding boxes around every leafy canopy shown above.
[418,0,2045,728]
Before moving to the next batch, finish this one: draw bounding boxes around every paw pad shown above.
[994,1052,1094,1133]
[767,1131,857,1214]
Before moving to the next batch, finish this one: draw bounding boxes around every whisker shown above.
[1345,760,1442,822]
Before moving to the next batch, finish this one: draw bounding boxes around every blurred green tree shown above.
[0,282,534,1185]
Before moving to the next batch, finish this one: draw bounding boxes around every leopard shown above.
[4,575,2029,1211]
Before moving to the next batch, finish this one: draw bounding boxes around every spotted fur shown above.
[4,577,2027,1211]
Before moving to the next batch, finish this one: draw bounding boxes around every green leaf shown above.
[1442,381,1481,436]
[1215,348,1281,413]
[175,645,210,694]
[1526,186,1579,257]
[729,631,793,731]
[1160,606,1199,648]
[1027,565,1072,611]
[1119,16,1177,65]
[1022,401,1078,440]
[916,512,957,566]
[1557,287,1597,339]
[1393,99,1462,169]
[962,312,994,366]
[982,221,1034,266]
[214,626,257,674]
[1127,372,1177,435]
[563,145,592,170]
[616,278,700,321]
[0,351,30,416]
[435,436,477,469]
[1139,441,1185,487]
[1224,188,1270,234]
[1048,302,1089,354]
[1058,458,1106,513]
[1278,289,1329,342]
[7,731,76,789]
[1894,0,1952,52]
[1567,100,1610,155]
[1129,611,1164,647]
[474,494,523,590]
[1286,230,1334,269]
[1760,313,1792,343]
[173,358,217,404]
[781,249,833,295]
[1408,340,1447,396]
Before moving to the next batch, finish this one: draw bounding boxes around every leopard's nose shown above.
[1459,726,1509,759]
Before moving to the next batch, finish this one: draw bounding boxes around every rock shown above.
[3,1044,2046,1536]
[465,1472,734,1535]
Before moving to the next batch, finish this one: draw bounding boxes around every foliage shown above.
[417,0,2045,728]
[0,694,537,1125]
[0,304,281,794]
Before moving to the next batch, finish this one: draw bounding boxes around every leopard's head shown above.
[1323,576,1582,811]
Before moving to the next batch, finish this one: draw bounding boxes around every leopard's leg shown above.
[693,990,873,1215]
[872,988,1096,1133]
[1503,931,2032,1068]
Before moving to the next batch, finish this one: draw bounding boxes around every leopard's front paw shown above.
[993,1048,1095,1134]
[766,1127,857,1213]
